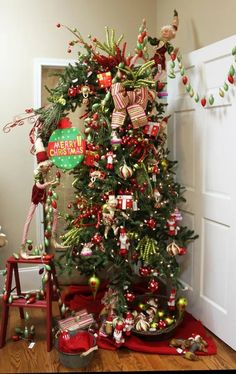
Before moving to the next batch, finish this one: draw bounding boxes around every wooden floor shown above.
[0,302,236,372]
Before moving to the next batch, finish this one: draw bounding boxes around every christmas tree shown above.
[34,11,197,338]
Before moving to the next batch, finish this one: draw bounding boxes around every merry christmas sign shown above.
[48,117,86,169]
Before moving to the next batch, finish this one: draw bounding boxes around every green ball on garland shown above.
[48,117,86,170]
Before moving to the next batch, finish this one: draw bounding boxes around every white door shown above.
[167,35,236,350]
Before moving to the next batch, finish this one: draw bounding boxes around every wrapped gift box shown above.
[58,309,95,332]
[143,122,160,137]
[97,72,112,88]
[116,194,133,210]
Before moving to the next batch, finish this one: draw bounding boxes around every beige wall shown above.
[0,0,157,265]
[156,0,236,53]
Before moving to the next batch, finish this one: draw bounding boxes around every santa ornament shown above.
[166,213,179,236]
[123,312,134,336]
[117,227,130,256]
[105,151,116,170]
[113,320,125,347]
[168,288,176,310]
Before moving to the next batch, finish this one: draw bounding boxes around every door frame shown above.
[33,58,75,246]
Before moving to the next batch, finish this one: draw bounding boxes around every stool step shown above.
[7,298,47,309]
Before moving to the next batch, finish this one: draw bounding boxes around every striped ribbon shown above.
[111,83,148,129]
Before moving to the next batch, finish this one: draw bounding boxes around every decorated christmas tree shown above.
[18,11,198,340]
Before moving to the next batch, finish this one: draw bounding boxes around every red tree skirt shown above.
[62,284,217,356]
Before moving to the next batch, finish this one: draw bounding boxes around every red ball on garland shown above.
[124,291,135,302]
[148,278,159,293]
[201,97,207,107]
[91,232,103,244]
[228,75,234,84]
[51,200,57,209]
[182,76,188,85]
[146,218,157,229]
[139,266,151,277]
[68,87,77,97]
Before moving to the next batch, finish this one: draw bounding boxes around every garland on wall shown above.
[167,46,236,107]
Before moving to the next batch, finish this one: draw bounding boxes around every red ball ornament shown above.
[91,233,103,244]
[178,247,187,255]
[44,230,51,239]
[158,320,167,329]
[201,97,207,107]
[56,171,61,178]
[139,266,150,277]
[182,76,188,85]
[146,218,157,229]
[124,291,135,302]
[228,75,234,84]
[51,200,57,209]
[148,279,159,293]
[68,87,77,97]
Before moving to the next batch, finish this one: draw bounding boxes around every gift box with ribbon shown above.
[97,72,112,88]
[116,194,133,210]
[143,122,160,137]
[58,309,95,332]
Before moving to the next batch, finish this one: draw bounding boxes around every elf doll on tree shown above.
[20,136,67,259]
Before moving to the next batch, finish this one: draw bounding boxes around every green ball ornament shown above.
[48,117,86,170]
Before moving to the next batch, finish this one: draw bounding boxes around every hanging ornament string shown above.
[167,46,236,107]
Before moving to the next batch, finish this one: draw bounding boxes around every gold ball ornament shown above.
[161,159,168,171]
[138,303,146,310]
[176,297,188,313]
[157,309,165,318]
[165,317,174,326]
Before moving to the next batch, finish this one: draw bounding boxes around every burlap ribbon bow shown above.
[111,83,148,129]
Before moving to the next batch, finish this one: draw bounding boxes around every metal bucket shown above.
[56,331,97,369]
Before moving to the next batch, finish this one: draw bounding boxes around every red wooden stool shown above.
[0,255,62,352]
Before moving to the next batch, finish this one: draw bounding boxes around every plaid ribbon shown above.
[111,83,148,129]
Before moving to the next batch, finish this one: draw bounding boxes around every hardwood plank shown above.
[0,301,236,372]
